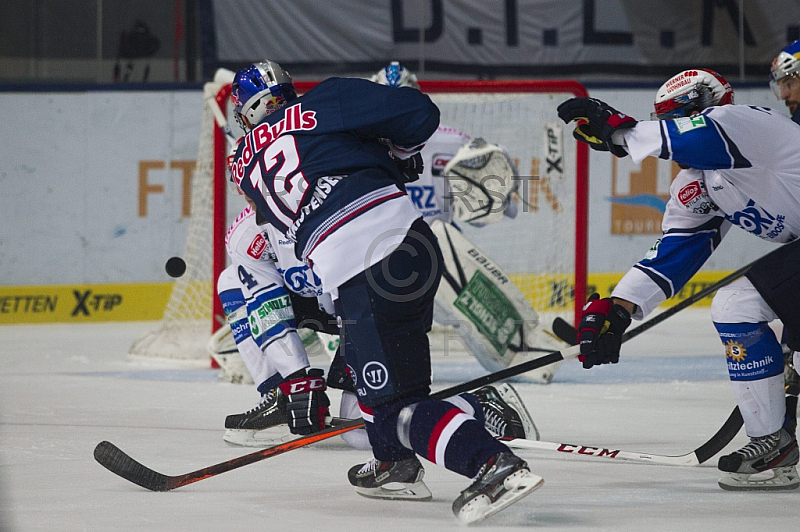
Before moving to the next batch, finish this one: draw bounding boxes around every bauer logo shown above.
[247,234,267,259]
[362,361,389,390]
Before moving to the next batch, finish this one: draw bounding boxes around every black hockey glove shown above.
[577,293,632,369]
[394,153,424,183]
[557,98,637,157]
[278,368,331,435]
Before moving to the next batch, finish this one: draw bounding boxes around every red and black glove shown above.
[278,368,331,435]
[577,294,632,369]
[557,98,637,157]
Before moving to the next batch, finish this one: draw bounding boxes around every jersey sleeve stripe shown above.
[632,264,674,298]
[711,119,752,169]
[658,121,671,160]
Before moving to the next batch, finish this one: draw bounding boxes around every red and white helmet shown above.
[652,68,734,120]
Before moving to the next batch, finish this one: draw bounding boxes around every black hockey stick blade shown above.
[94,441,172,491]
[552,317,578,346]
[94,422,364,491]
[503,405,742,466]
[691,406,743,464]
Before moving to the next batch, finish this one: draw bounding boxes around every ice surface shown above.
[1,309,797,531]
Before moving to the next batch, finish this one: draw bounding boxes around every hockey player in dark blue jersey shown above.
[229,60,543,523]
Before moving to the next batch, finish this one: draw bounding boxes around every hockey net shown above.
[130,79,588,365]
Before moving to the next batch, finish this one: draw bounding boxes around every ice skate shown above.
[223,388,290,447]
[475,384,540,440]
[452,452,543,524]
[348,457,432,501]
[717,427,799,491]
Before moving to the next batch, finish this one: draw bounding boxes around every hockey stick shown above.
[554,246,774,350]
[95,248,769,491]
[203,78,238,149]
[502,406,743,466]
[94,345,580,491]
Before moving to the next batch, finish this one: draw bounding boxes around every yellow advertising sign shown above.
[0,283,173,324]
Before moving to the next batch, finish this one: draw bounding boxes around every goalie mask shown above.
[770,40,800,99]
[652,69,734,120]
[444,138,518,225]
[232,60,297,131]
[370,61,419,89]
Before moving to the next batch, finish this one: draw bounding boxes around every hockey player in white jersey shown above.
[371,62,560,382]
[216,204,370,447]
[217,203,539,455]
[558,68,800,491]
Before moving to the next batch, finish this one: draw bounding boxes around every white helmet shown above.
[652,68,734,120]
[370,61,419,88]
[770,40,800,98]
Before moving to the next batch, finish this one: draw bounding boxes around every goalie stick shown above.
[502,406,743,466]
[95,214,780,491]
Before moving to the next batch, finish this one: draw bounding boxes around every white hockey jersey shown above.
[225,206,323,299]
[612,105,800,319]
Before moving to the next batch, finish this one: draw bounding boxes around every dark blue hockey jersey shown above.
[229,77,440,291]
[231,78,438,240]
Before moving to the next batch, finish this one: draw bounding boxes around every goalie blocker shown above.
[430,220,560,382]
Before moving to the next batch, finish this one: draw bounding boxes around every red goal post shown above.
[130,79,588,363]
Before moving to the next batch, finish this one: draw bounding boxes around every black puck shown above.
[165,257,187,278]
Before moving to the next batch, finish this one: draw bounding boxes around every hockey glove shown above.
[556,98,637,157]
[577,293,632,369]
[394,152,424,183]
[278,368,331,435]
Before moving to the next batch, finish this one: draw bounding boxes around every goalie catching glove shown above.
[444,138,518,225]
[278,368,331,435]
[556,98,637,157]
[577,294,631,369]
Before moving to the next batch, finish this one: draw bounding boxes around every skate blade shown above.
[718,466,800,491]
[457,470,544,525]
[223,427,293,448]
[354,480,433,501]
[495,383,540,440]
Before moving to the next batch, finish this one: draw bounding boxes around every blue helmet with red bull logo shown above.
[231,59,297,131]
[770,40,800,98]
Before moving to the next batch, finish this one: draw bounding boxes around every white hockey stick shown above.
[502,406,743,466]
[204,68,238,148]
[204,87,237,148]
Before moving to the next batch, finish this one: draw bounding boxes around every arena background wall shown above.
[0,85,780,323]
